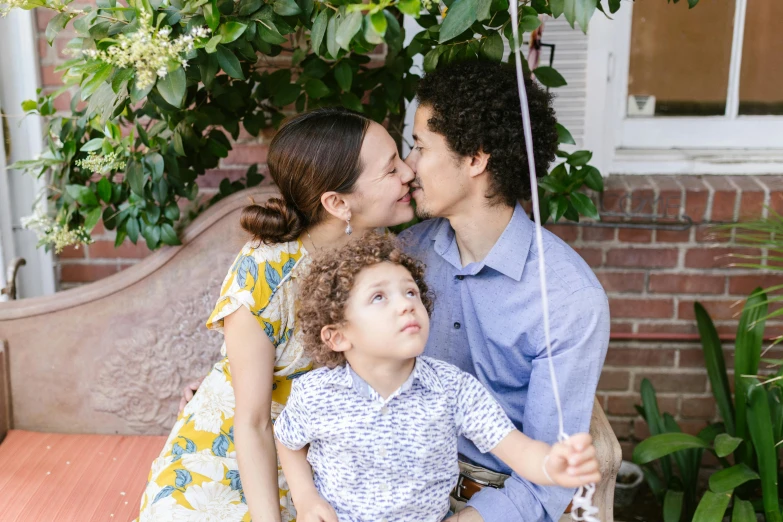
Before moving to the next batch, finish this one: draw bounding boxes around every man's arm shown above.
[465,286,610,522]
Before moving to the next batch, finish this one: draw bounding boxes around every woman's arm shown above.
[490,431,601,488]
[224,306,282,522]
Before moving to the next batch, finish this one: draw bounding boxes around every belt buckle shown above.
[454,472,498,502]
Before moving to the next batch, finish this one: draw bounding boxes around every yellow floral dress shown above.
[137,239,312,522]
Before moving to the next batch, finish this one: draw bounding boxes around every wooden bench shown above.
[0,187,621,521]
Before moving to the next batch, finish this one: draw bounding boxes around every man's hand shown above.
[445,507,484,521]
[178,377,205,413]
[294,492,339,522]
[546,433,601,488]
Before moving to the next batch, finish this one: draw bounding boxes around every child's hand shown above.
[296,494,339,522]
[545,433,601,488]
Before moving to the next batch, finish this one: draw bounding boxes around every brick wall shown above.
[34,11,783,456]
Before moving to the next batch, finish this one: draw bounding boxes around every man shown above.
[182,59,609,522]
[399,59,609,522]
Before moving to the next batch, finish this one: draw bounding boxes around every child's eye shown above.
[371,293,385,303]
[415,146,423,152]
[406,289,418,298]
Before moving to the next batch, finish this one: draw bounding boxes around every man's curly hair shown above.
[297,233,434,368]
[416,60,560,205]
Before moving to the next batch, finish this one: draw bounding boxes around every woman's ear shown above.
[321,325,351,353]
[320,191,352,223]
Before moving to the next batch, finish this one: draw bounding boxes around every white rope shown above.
[507,6,599,522]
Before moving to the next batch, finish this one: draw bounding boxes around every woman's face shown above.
[344,122,415,229]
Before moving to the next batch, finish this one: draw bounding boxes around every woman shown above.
[137,107,415,522]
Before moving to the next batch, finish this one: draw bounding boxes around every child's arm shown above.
[490,431,600,488]
[275,442,338,522]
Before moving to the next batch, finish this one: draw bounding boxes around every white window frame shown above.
[583,0,783,175]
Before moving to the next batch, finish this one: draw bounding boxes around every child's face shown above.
[337,262,430,363]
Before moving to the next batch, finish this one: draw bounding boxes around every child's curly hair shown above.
[297,233,434,368]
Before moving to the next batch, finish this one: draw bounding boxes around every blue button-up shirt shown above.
[400,204,610,522]
[274,357,516,522]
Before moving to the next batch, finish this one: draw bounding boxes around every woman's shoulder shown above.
[237,239,306,266]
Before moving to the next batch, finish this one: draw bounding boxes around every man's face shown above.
[405,104,468,220]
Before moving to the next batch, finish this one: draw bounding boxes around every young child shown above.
[274,233,601,522]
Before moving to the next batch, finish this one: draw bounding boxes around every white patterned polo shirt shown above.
[274,356,516,522]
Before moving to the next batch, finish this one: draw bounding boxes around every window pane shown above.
[627,1,735,117]
[739,0,783,115]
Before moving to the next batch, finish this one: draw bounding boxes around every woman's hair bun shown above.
[240,197,304,243]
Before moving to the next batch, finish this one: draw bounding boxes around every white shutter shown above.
[506,17,590,149]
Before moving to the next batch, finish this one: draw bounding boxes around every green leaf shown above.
[398,0,421,16]
[556,123,575,145]
[311,9,328,54]
[97,177,112,203]
[46,12,71,45]
[145,152,165,180]
[164,203,180,221]
[219,21,248,43]
[126,217,140,243]
[326,13,340,58]
[83,207,102,232]
[534,66,567,88]
[695,302,736,435]
[714,433,743,458]
[66,184,99,207]
[273,0,301,16]
[608,0,620,13]
[732,499,756,522]
[156,66,187,108]
[341,92,363,112]
[576,0,597,33]
[130,78,154,103]
[563,0,576,27]
[336,11,362,50]
[423,47,441,73]
[238,0,263,16]
[688,0,699,8]
[662,490,683,522]
[709,464,759,493]
[479,32,503,62]
[550,0,564,17]
[692,490,732,522]
[305,78,330,99]
[216,45,244,79]
[364,15,384,44]
[126,160,146,196]
[567,150,592,166]
[205,34,222,53]
[438,0,479,43]
[538,175,567,193]
[272,83,301,106]
[583,166,604,192]
[747,379,782,522]
[570,192,599,220]
[735,289,768,462]
[370,11,387,35]
[549,195,568,222]
[22,99,37,112]
[334,61,352,92]
[80,138,105,152]
[632,432,709,465]
[204,0,220,31]
[160,223,181,246]
[476,0,491,21]
[520,15,542,31]
[257,21,288,45]
[81,63,114,100]
[142,224,161,250]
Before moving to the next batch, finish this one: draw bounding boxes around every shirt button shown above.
[456,275,464,280]
[379,483,389,492]
[454,322,461,330]
[381,406,389,415]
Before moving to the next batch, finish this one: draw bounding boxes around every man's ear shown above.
[468,149,490,179]
[321,325,351,353]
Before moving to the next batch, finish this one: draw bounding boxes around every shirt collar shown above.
[330,358,445,401]
[430,203,532,281]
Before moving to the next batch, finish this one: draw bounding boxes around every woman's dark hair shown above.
[240,107,372,243]
[416,60,559,205]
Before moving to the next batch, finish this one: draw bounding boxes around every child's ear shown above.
[321,325,352,353]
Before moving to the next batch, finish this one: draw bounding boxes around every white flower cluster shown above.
[75,151,127,173]
[421,0,434,10]
[83,11,209,90]
[0,0,31,16]
[21,210,94,254]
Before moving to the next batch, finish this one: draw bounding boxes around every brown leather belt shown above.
[452,472,573,513]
